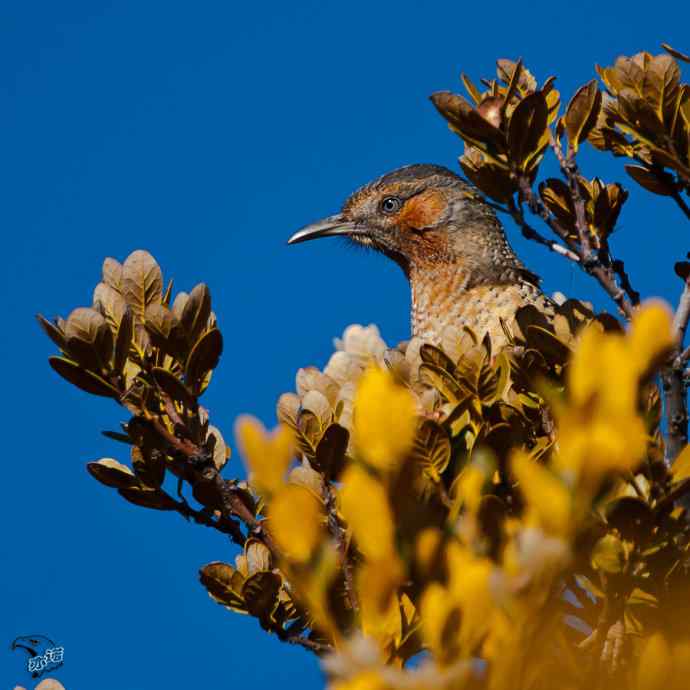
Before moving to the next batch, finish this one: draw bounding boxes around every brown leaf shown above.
[459,150,516,202]
[49,356,120,398]
[413,419,451,481]
[180,283,212,346]
[199,561,246,611]
[93,282,127,330]
[185,328,223,395]
[117,485,177,510]
[131,446,166,488]
[242,571,282,618]
[87,458,138,489]
[152,366,195,408]
[102,257,123,290]
[121,250,163,319]
[313,423,349,480]
[207,424,229,471]
[625,165,675,196]
[564,80,602,152]
[507,92,548,171]
[430,91,506,154]
[113,306,133,373]
[36,314,66,351]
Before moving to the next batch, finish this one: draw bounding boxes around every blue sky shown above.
[2,2,689,688]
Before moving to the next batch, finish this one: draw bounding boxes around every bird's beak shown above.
[287,214,365,245]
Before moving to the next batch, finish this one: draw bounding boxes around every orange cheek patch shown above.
[399,190,447,231]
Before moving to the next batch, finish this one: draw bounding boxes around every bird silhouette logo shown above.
[10,634,64,678]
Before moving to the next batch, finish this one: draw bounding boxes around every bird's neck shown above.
[408,259,525,347]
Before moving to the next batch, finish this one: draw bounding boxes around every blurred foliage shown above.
[39,47,690,690]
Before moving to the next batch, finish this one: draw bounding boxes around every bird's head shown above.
[288,164,510,277]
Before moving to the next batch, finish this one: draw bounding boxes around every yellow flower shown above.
[557,301,673,481]
[352,367,416,472]
[234,415,294,495]
[420,542,495,663]
[339,465,397,560]
[269,484,324,562]
[330,671,389,690]
[511,450,571,536]
[628,300,675,373]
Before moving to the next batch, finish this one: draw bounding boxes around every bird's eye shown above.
[380,196,402,215]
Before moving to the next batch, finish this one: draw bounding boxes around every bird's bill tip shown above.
[287,214,360,245]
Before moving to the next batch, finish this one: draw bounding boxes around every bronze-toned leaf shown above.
[301,390,332,428]
[185,328,223,395]
[180,283,212,346]
[624,165,675,195]
[93,282,127,330]
[64,306,113,372]
[413,419,451,481]
[113,306,133,373]
[242,571,282,619]
[430,91,506,154]
[564,80,602,152]
[419,363,469,403]
[121,250,163,319]
[460,72,482,104]
[36,314,66,351]
[117,485,177,510]
[49,356,120,398]
[152,366,195,409]
[313,423,349,480]
[507,92,548,171]
[87,458,138,489]
[460,150,516,202]
[207,424,229,471]
[245,540,272,576]
[277,392,301,430]
[289,464,325,499]
[419,343,456,374]
[102,257,123,290]
[199,561,247,612]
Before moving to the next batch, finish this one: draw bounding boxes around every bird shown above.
[288,164,555,351]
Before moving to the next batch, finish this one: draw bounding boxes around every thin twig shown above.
[283,633,332,655]
[672,189,690,222]
[326,484,359,614]
[662,275,690,465]
[508,198,581,262]
[550,134,597,262]
[517,175,634,319]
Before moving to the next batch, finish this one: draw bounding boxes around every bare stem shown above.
[662,276,690,465]
[517,175,634,319]
[672,189,690,222]
[508,198,581,262]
